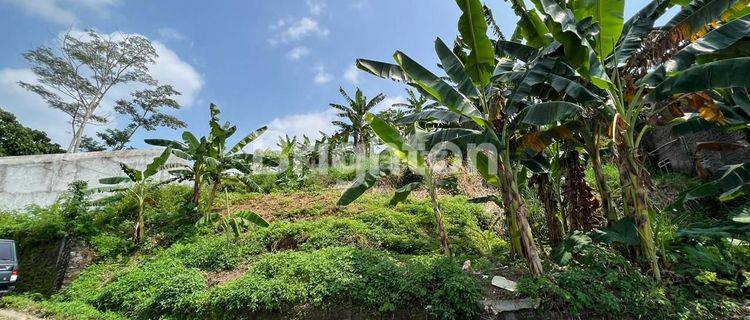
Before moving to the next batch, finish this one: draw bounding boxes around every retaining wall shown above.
[0,149,182,210]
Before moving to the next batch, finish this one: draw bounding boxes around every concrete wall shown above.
[643,126,750,175]
[0,149,183,210]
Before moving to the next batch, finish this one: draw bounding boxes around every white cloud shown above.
[268,17,329,45]
[0,30,203,146]
[245,95,405,152]
[0,0,120,25]
[0,68,72,145]
[149,42,203,106]
[350,0,368,10]
[306,0,325,15]
[69,0,118,11]
[248,109,338,151]
[373,95,406,113]
[286,46,310,61]
[157,27,188,42]
[313,66,332,85]
[344,64,360,84]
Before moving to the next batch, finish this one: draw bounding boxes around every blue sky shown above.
[0,0,661,150]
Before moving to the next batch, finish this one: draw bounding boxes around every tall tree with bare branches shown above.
[19,29,165,152]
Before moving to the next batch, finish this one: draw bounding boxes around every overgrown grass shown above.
[1,294,127,320]
[207,247,481,319]
[518,243,749,319]
[1,169,747,319]
[0,190,499,319]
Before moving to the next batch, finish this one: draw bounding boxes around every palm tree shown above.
[392,88,439,116]
[330,87,385,154]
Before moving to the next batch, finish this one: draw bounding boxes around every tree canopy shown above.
[0,107,64,157]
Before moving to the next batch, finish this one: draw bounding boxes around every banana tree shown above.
[494,37,620,229]
[146,131,209,207]
[505,0,750,279]
[96,147,173,244]
[337,114,451,255]
[146,104,269,208]
[202,112,268,209]
[354,0,558,275]
[199,187,269,238]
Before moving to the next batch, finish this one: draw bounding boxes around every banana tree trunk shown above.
[191,176,202,207]
[427,170,450,255]
[502,196,523,258]
[500,164,544,276]
[592,133,617,227]
[135,199,145,244]
[617,150,660,281]
[531,174,564,248]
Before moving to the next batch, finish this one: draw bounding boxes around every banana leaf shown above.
[496,40,539,62]
[99,177,131,185]
[520,101,582,125]
[393,51,487,126]
[395,109,468,125]
[668,162,750,211]
[571,0,625,57]
[503,57,603,106]
[435,37,479,98]
[144,139,186,150]
[143,147,172,179]
[230,126,267,154]
[663,0,749,43]
[236,211,269,227]
[648,58,750,102]
[389,181,423,206]
[367,113,426,171]
[356,58,412,83]
[535,0,611,89]
[456,0,497,87]
[610,0,672,66]
[647,14,750,84]
[473,152,502,187]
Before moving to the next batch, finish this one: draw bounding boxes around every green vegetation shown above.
[2,0,750,318]
[0,187,495,319]
[0,107,63,157]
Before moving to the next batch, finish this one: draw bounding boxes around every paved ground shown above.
[0,309,41,320]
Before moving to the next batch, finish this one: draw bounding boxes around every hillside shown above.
[0,165,748,319]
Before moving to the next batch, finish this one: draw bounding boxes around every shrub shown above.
[395,197,506,257]
[163,235,244,271]
[57,263,123,304]
[0,205,65,247]
[325,165,359,182]
[89,234,132,261]
[0,206,68,296]
[518,246,671,318]
[93,259,206,319]
[208,247,481,319]
[246,173,278,193]
[93,184,200,249]
[244,209,437,255]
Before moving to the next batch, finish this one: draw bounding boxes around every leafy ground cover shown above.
[1,170,747,319]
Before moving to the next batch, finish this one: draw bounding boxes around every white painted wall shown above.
[0,150,183,210]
